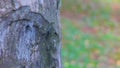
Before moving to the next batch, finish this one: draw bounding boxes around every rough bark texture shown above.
[0,0,61,68]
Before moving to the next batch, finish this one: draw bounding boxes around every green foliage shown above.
[61,18,120,68]
[61,0,120,68]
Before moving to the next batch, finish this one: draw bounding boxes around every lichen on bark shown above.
[0,0,62,68]
[0,6,60,68]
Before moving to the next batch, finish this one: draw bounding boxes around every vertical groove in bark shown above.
[0,0,61,68]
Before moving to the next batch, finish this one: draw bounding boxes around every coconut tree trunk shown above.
[0,0,62,68]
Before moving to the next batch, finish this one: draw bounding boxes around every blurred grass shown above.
[61,18,120,68]
[61,0,120,68]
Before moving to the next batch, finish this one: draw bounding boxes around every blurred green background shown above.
[61,0,120,68]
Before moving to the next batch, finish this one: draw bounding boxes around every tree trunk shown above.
[0,0,62,68]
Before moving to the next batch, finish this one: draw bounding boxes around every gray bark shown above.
[0,0,61,68]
